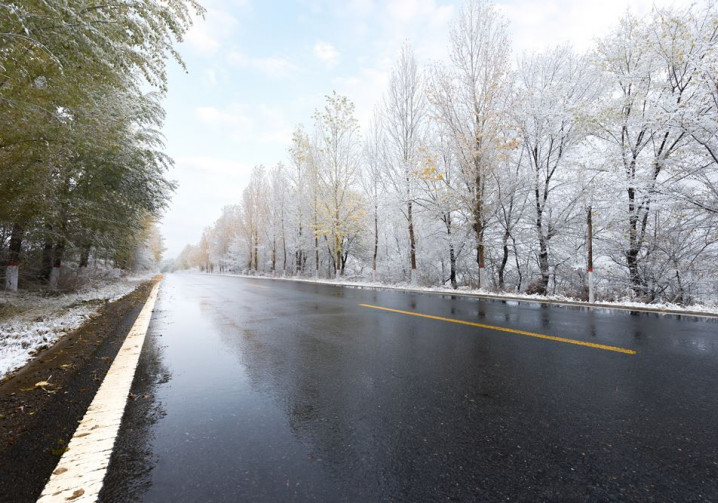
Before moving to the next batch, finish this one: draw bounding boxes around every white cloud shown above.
[227,50,298,78]
[429,4,454,27]
[372,0,453,65]
[196,106,228,124]
[227,49,248,66]
[184,8,239,55]
[499,0,695,54]
[298,0,324,15]
[347,0,375,16]
[313,40,341,67]
[202,68,218,86]
[386,0,421,22]
[250,56,298,78]
[385,0,452,24]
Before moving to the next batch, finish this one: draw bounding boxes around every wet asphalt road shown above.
[104,273,718,501]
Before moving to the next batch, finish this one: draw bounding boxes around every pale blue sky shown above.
[160,0,691,258]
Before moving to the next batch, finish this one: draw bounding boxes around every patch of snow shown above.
[0,274,153,379]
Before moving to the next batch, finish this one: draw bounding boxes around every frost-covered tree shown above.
[288,126,313,274]
[242,166,268,272]
[515,46,601,294]
[383,42,426,285]
[593,6,718,299]
[416,124,466,289]
[429,0,512,288]
[361,110,388,282]
[490,134,528,292]
[209,206,242,273]
[312,92,364,278]
[268,163,288,273]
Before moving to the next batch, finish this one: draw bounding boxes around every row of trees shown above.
[178,1,718,304]
[0,0,203,290]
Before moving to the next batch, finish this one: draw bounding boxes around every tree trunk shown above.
[296,222,303,273]
[49,266,61,289]
[445,213,457,289]
[473,173,486,289]
[537,233,550,295]
[281,223,287,274]
[314,234,319,279]
[335,248,341,279]
[40,235,53,281]
[534,185,549,295]
[271,236,276,273]
[53,239,65,269]
[408,199,417,284]
[79,244,91,268]
[498,229,510,291]
[587,206,594,303]
[626,187,643,296]
[512,235,522,291]
[674,270,684,304]
[5,223,22,291]
[449,243,457,290]
[49,238,65,290]
[334,207,342,278]
[372,207,378,282]
[8,223,22,265]
[340,250,348,277]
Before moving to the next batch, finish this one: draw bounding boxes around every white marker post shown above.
[5,264,19,291]
[49,266,61,290]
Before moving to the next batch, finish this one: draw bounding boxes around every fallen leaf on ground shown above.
[66,488,84,500]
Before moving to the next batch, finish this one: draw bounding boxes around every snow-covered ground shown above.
[218,272,718,317]
[0,274,152,379]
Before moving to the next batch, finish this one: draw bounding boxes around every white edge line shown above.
[37,281,161,503]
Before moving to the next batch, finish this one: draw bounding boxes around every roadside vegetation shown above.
[176,1,718,306]
[0,0,204,291]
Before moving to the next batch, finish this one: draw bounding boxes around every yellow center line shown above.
[246,283,270,289]
[359,304,636,355]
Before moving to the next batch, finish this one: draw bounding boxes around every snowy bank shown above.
[0,274,153,379]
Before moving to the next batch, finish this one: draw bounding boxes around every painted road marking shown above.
[360,304,637,355]
[37,282,161,503]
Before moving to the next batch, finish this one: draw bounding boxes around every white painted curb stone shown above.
[37,281,161,502]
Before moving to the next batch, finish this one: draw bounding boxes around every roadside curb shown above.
[37,280,161,502]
